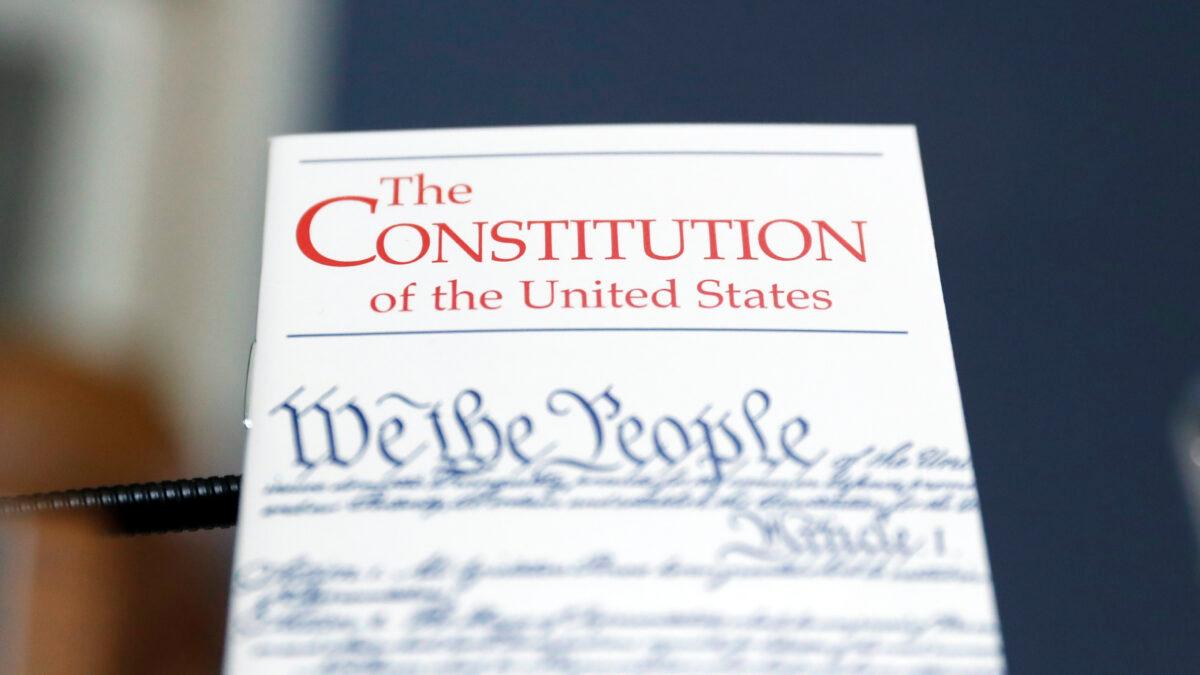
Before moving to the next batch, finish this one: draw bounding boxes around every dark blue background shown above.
[331,3,1200,672]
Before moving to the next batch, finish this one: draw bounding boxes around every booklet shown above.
[225,124,1005,673]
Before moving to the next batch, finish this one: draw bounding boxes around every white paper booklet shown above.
[225,124,1005,673]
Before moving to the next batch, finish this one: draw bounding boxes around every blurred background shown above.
[0,1,1197,673]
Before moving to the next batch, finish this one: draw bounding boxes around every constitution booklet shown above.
[225,124,1005,673]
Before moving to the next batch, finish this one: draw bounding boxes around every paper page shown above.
[225,124,1005,673]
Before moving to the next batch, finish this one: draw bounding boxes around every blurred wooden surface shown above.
[0,341,230,674]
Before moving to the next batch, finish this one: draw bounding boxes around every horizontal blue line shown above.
[287,327,908,339]
[300,150,882,164]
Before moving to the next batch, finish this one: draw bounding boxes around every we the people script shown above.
[225,125,1005,673]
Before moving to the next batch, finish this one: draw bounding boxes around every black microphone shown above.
[0,475,241,534]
